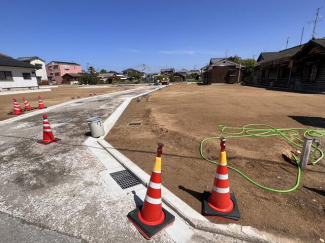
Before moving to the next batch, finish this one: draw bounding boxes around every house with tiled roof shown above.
[254,37,325,92]
[46,61,82,84]
[0,54,40,89]
[17,56,48,84]
[202,58,244,84]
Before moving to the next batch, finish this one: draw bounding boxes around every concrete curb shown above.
[96,85,299,243]
[0,87,146,125]
[0,89,51,96]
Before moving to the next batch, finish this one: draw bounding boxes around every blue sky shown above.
[1,0,325,72]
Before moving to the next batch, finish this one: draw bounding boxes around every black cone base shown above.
[127,206,175,239]
[202,191,241,221]
[37,138,61,145]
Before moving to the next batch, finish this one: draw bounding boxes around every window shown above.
[54,65,59,69]
[0,71,13,81]
[50,73,53,76]
[23,73,31,80]
[310,64,318,81]
[64,65,70,70]
[278,66,288,79]
[229,70,236,76]
[55,72,60,76]
[262,69,269,78]
[48,66,52,70]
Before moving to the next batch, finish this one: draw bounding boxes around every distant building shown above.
[188,70,201,76]
[202,58,244,84]
[254,37,325,92]
[122,68,140,75]
[174,72,187,81]
[160,68,175,76]
[17,56,48,84]
[97,73,118,84]
[0,54,40,89]
[46,61,82,84]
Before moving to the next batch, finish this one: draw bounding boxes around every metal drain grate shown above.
[110,170,141,189]
[129,122,142,126]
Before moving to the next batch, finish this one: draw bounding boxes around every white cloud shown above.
[122,49,140,52]
[159,50,220,55]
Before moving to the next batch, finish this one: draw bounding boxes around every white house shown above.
[0,54,39,89]
[17,56,48,84]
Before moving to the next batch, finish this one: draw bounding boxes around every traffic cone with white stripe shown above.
[127,143,175,239]
[37,114,61,145]
[202,137,241,221]
[22,97,33,110]
[38,96,46,109]
[9,98,23,115]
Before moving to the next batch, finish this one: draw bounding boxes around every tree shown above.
[228,55,242,64]
[100,69,107,73]
[128,71,141,80]
[188,73,199,80]
[240,59,257,81]
[88,66,96,75]
[79,74,98,85]
[156,74,168,81]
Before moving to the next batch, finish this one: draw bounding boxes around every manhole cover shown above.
[54,118,72,124]
[129,122,142,126]
[110,170,141,189]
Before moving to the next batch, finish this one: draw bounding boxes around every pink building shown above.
[46,61,82,84]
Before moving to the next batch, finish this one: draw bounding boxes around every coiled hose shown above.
[200,124,325,193]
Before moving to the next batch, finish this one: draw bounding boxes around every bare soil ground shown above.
[0,85,133,121]
[106,84,325,242]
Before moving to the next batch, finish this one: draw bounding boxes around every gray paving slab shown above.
[0,87,175,243]
[0,211,83,243]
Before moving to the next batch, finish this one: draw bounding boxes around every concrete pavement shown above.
[0,87,247,243]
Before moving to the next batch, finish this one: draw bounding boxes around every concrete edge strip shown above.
[0,87,145,125]
[98,140,273,243]
[0,89,52,96]
[94,85,296,243]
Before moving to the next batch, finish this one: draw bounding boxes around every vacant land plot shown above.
[106,84,325,242]
[0,85,134,121]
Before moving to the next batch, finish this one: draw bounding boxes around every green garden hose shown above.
[200,124,325,193]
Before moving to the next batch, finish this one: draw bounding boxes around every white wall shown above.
[0,66,38,88]
[30,59,48,81]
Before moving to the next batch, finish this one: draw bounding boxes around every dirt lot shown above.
[0,85,135,121]
[106,84,325,242]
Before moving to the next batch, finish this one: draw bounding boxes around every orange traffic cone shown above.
[202,137,241,221]
[22,97,34,110]
[9,98,23,115]
[128,143,175,239]
[38,96,46,109]
[37,114,61,145]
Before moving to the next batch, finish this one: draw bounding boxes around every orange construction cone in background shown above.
[127,143,175,239]
[10,98,23,115]
[22,97,33,110]
[38,96,46,109]
[202,137,241,221]
[37,114,61,145]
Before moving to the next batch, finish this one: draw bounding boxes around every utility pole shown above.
[225,49,229,59]
[86,63,89,72]
[312,7,322,39]
[300,27,304,45]
[286,37,290,49]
